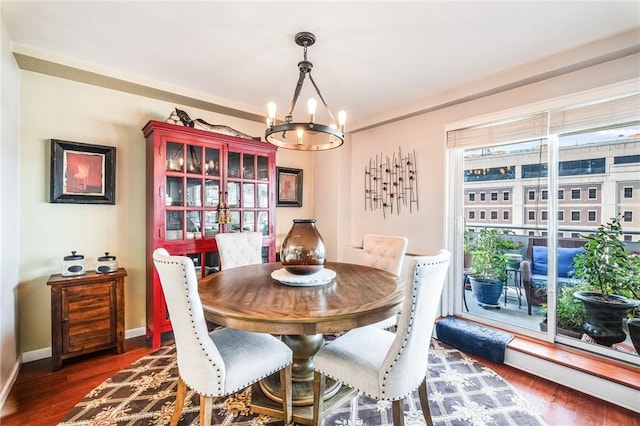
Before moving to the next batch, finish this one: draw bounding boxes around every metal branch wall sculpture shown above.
[364,147,418,218]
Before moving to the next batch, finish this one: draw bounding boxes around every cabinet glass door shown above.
[204,179,219,207]
[243,153,255,179]
[257,183,269,208]
[227,182,240,207]
[205,147,220,176]
[204,211,219,237]
[186,178,202,207]
[257,211,269,235]
[243,211,255,232]
[257,156,269,180]
[186,211,201,239]
[229,211,240,232]
[186,144,202,174]
[228,152,241,178]
[166,211,183,240]
[166,177,183,206]
[166,142,184,172]
[242,183,255,208]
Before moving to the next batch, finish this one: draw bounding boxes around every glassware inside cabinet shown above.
[243,153,255,179]
[204,148,219,176]
[186,211,202,239]
[242,183,255,208]
[257,211,269,235]
[204,251,220,275]
[204,211,219,237]
[227,182,240,207]
[257,183,269,208]
[228,152,241,178]
[166,142,184,172]
[229,211,240,232]
[165,211,183,240]
[186,178,202,207]
[186,145,202,174]
[166,176,183,206]
[204,180,219,207]
[257,156,269,180]
[243,211,255,232]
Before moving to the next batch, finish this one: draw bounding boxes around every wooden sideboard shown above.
[47,268,127,370]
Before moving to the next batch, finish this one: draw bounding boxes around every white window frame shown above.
[445,79,640,360]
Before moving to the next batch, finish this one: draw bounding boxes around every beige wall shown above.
[17,71,312,354]
[1,20,21,400]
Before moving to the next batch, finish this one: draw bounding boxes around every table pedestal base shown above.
[260,373,342,406]
[251,381,356,425]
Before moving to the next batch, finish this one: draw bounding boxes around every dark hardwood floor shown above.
[1,335,638,425]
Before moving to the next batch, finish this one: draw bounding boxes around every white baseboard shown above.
[21,347,51,363]
[21,326,148,363]
[0,357,21,411]
[125,326,146,339]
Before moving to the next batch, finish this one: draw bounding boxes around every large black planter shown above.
[573,291,639,346]
[470,277,503,308]
[628,318,640,354]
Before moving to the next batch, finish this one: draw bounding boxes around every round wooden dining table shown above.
[198,261,403,424]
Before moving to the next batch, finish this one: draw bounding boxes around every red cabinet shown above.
[142,121,277,348]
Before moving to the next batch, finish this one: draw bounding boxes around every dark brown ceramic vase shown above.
[280,219,326,275]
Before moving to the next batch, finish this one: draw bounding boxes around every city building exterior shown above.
[464,138,640,241]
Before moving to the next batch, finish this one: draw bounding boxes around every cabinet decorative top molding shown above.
[143,120,274,152]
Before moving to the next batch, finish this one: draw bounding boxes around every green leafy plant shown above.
[573,215,640,301]
[541,286,587,331]
[471,228,522,282]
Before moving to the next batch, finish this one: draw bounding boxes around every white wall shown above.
[0,19,21,406]
[17,71,312,355]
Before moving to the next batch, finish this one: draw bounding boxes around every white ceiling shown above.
[2,1,639,130]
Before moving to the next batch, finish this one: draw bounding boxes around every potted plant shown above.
[620,253,640,353]
[540,286,586,339]
[573,215,640,346]
[469,228,522,307]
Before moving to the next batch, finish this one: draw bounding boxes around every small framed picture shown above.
[50,139,116,204]
[276,167,303,207]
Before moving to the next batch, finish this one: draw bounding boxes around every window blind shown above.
[447,92,640,149]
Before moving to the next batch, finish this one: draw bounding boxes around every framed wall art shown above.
[276,167,303,207]
[50,139,116,204]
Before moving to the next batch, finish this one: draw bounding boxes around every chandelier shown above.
[265,32,346,151]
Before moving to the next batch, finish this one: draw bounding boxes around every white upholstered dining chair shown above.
[152,248,292,425]
[312,250,450,426]
[362,233,408,329]
[215,231,263,270]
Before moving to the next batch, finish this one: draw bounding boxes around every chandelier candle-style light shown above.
[265,32,346,151]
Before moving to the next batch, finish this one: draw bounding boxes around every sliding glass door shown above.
[449,91,640,364]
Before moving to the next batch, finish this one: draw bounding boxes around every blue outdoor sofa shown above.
[520,237,585,315]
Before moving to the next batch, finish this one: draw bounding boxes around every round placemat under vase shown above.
[271,267,336,286]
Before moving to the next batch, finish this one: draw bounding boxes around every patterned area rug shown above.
[59,339,547,426]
